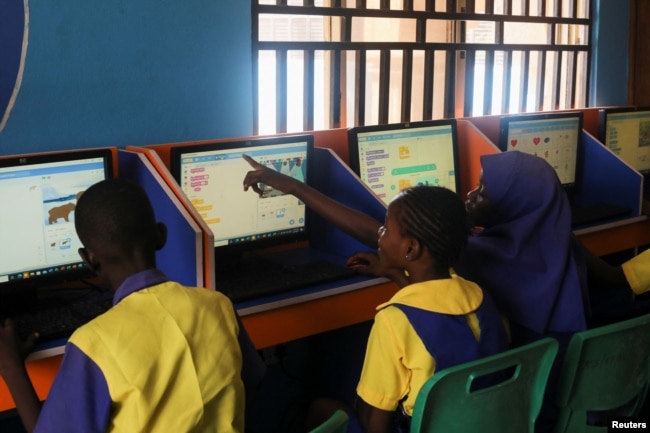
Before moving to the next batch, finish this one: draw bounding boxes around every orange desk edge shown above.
[0,280,399,412]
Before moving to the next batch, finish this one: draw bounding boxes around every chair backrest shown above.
[308,409,349,433]
[554,313,650,433]
[410,337,559,433]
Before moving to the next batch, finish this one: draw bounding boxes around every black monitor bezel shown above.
[498,111,584,191]
[0,147,114,297]
[598,105,650,175]
[347,119,462,199]
[169,134,315,260]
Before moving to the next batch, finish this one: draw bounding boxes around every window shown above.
[253,0,591,135]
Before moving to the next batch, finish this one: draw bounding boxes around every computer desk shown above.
[2,216,649,412]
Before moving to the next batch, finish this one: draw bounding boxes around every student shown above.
[0,178,264,433]
[458,151,650,431]
[244,158,508,433]
[455,151,589,345]
[457,151,650,339]
[349,186,509,433]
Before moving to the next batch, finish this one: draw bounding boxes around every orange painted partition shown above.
[455,119,500,196]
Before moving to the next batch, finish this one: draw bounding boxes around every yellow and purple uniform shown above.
[34,269,246,433]
[356,274,508,417]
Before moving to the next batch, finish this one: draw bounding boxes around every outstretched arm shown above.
[0,320,41,433]
[242,154,381,248]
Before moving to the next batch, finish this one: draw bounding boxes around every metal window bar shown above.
[463,49,475,117]
[483,50,495,115]
[303,49,315,131]
[422,49,435,119]
[354,50,367,126]
[552,49,561,109]
[379,49,390,124]
[520,50,530,112]
[275,50,288,133]
[536,50,547,112]
[401,49,414,122]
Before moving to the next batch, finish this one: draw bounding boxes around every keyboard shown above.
[11,293,113,342]
[216,260,358,303]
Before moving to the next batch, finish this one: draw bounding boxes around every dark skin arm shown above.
[576,238,632,292]
[347,251,411,287]
[0,319,40,433]
[242,154,381,248]
[356,397,395,433]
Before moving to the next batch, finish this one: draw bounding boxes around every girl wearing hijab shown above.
[456,151,589,346]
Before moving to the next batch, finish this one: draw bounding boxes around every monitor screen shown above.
[498,112,583,189]
[348,119,460,205]
[0,148,114,295]
[598,106,650,175]
[169,135,313,257]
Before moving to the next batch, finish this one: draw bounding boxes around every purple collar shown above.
[113,269,169,305]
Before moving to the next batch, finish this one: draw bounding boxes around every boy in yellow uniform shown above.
[0,178,263,433]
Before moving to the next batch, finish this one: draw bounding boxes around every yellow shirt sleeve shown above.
[622,249,650,295]
[356,307,436,415]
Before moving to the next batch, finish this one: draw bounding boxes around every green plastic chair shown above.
[308,409,349,433]
[410,337,559,433]
[554,313,650,433]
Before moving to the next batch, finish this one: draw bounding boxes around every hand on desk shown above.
[0,318,41,433]
[347,252,409,288]
[0,318,37,374]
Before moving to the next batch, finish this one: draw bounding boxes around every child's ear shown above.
[78,247,99,274]
[155,222,168,251]
[406,238,422,260]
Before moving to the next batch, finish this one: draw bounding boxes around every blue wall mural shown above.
[0,0,27,133]
[0,1,252,155]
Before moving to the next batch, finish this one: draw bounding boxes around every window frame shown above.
[253,1,592,134]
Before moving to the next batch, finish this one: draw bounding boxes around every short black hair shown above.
[74,178,157,254]
[392,185,469,272]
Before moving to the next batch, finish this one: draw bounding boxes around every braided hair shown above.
[392,185,470,272]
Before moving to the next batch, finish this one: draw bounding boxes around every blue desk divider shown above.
[576,132,643,217]
[118,150,204,288]
[308,147,387,258]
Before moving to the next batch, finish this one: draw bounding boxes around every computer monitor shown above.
[348,119,460,205]
[498,111,583,193]
[169,134,313,261]
[598,106,650,175]
[0,148,114,307]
